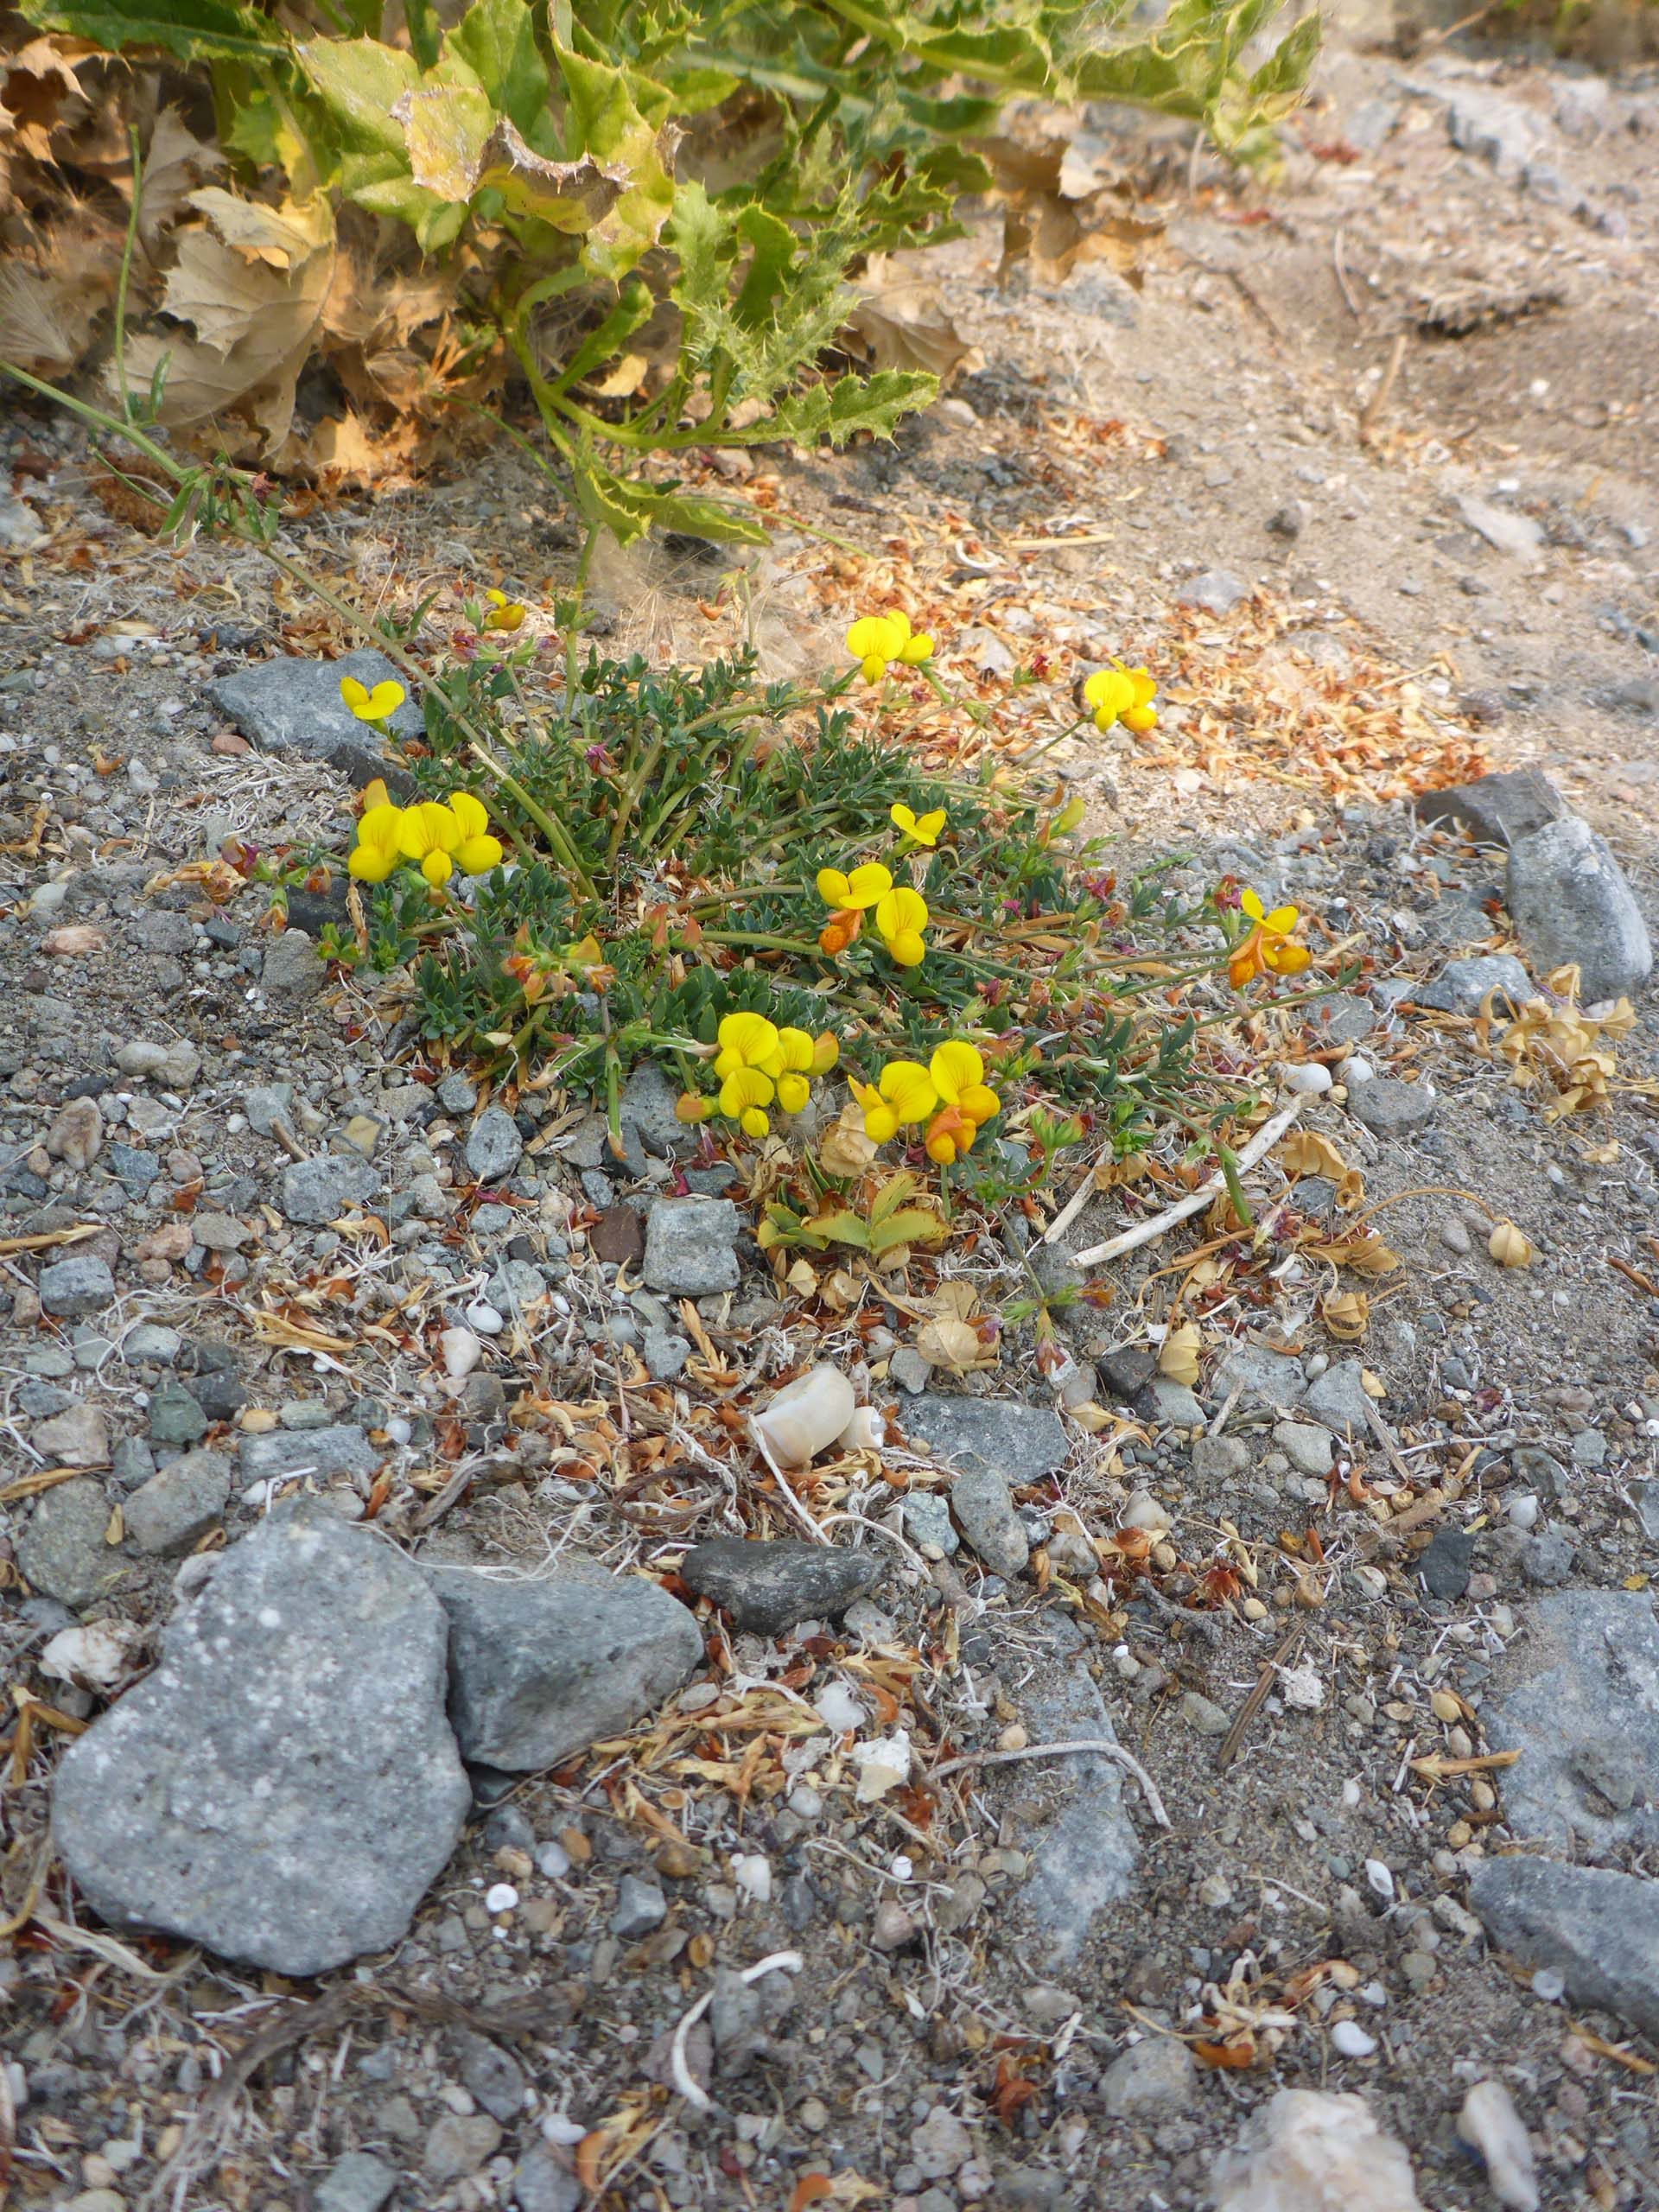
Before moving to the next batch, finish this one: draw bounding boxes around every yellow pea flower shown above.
[878,1058,939,1125]
[347,801,404,884]
[816,862,893,911]
[718,1065,774,1139]
[776,1073,810,1115]
[774,1027,817,1074]
[448,789,505,876]
[676,1092,715,1123]
[851,1076,899,1143]
[875,886,929,968]
[924,1105,978,1166]
[714,1010,781,1082]
[340,675,406,726]
[397,799,463,887]
[890,802,946,847]
[1228,888,1313,988]
[1084,662,1158,734]
[481,588,526,633]
[810,1031,840,1076]
[845,611,934,685]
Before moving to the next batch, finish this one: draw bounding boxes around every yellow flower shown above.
[810,1031,840,1076]
[397,799,463,887]
[875,886,929,968]
[1228,888,1313,988]
[817,862,892,911]
[718,1065,774,1139]
[714,1011,781,1082]
[340,675,406,726]
[481,588,525,633]
[676,1091,715,1123]
[1084,662,1157,734]
[878,1059,939,1126]
[925,1042,1001,1160]
[776,1073,810,1115]
[448,789,504,876]
[347,801,404,884]
[846,611,934,685]
[890,802,946,847]
[850,1076,899,1144]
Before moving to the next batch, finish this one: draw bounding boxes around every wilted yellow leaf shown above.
[1279,1130,1353,1180]
[1158,1321,1201,1387]
[817,1104,878,1180]
[916,1316,996,1374]
[1321,1290,1369,1340]
[1487,1219,1535,1268]
[1302,1231,1402,1276]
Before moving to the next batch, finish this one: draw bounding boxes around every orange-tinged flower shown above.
[819,909,862,957]
[925,1104,977,1165]
[817,862,892,911]
[891,803,946,847]
[481,588,525,632]
[1227,888,1313,988]
[677,1091,715,1122]
[810,1031,840,1076]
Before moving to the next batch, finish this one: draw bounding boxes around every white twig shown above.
[749,1421,829,1544]
[670,1948,805,2112]
[929,1738,1171,1829]
[1071,1098,1304,1270]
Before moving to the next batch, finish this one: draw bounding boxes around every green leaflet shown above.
[722,371,938,448]
[447,0,553,141]
[19,0,285,63]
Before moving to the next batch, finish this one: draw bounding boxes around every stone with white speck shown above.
[38,1255,116,1318]
[466,1107,524,1184]
[611,1873,666,1938]
[642,1196,741,1296]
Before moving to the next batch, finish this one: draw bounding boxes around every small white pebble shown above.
[440,1325,482,1380]
[890,1854,914,1882]
[731,1853,772,1904]
[464,1301,505,1336]
[1281,1061,1332,1096]
[1344,1054,1375,1084]
[1531,1968,1566,2003]
[1331,2019,1376,2058]
[1364,1857,1395,1902]
[484,1882,518,1915]
[386,1416,412,1446]
[536,1840,571,1879]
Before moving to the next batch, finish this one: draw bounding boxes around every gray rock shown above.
[31,1403,110,1467]
[1456,494,1545,562]
[1101,2037,1198,2118]
[279,1154,380,1225]
[244,1082,294,1136]
[453,2028,526,2122]
[1513,1445,1570,1501]
[642,1197,741,1296]
[1419,1529,1474,1600]
[1214,1343,1306,1412]
[465,1107,524,1184]
[612,1873,667,1938]
[1522,1529,1575,1586]
[1416,768,1566,849]
[1179,569,1249,616]
[115,1038,200,1087]
[124,1449,232,1555]
[906,1394,1068,1483]
[435,1072,477,1115]
[1183,1691,1231,1735]
[680,1539,879,1634]
[236,1423,379,1487]
[106,1142,160,1197]
[642,1327,690,1380]
[429,1564,702,1770]
[950,1461,1029,1578]
[262,930,326,995]
[53,1503,468,1975]
[512,2147,582,2212]
[424,2114,502,2183]
[192,1212,250,1254]
[619,1063,694,1158]
[1192,1434,1249,1482]
[18,1478,124,1611]
[1483,1590,1659,1849]
[207,652,422,790]
[315,2154,398,2212]
[1414,954,1533,1017]
[148,1378,208,1446]
[1313,992,1377,1045]
[124,1323,181,1364]
[1001,1634,1137,1963]
[1274,1421,1335,1478]
[890,1344,931,1395]
[1469,1858,1659,2036]
[38,1255,115,1318]
[1143,1378,1205,1429]
[1570,1428,1607,1469]
[1348,1077,1436,1137]
[1302,1357,1376,1436]
[1507,816,1652,1003]
[1098,1346,1157,1402]
[900,1491,959,1557]
[111,1436,156,1491]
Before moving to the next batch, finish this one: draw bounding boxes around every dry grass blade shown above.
[929,1738,1170,1828]
[1071,1100,1303,1268]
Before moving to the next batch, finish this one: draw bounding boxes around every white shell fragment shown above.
[752,1363,856,1467]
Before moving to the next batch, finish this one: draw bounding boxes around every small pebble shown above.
[484,1883,518,1915]
[1330,2019,1376,2058]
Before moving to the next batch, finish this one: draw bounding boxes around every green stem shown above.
[699,929,823,956]
[113,127,143,428]
[564,522,599,713]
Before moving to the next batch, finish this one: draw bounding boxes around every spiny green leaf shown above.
[19,0,286,63]
[447,0,552,140]
[721,370,935,448]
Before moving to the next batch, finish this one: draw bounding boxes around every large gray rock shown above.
[998,1625,1138,1964]
[1469,1859,1659,2037]
[1482,1589,1659,1850]
[906,1394,1069,1483]
[38,1255,115,1318]
[207,651,422,791]
[1302,1357,1378,1437]
[1416,768,1566,849]
[53,1504,468,1975]
[429,1564,702,1771]
[1506,817,1652,1002]
[1347,1076,1437,1137]
[279,1154,381,1225]
[1213,1343,1306,1412]
[465,1107,523,1184]
[18,1478,124,1610]
[679,1539,879,1634]
[642,1197,741,1297]
[949,1461,1029,1578]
